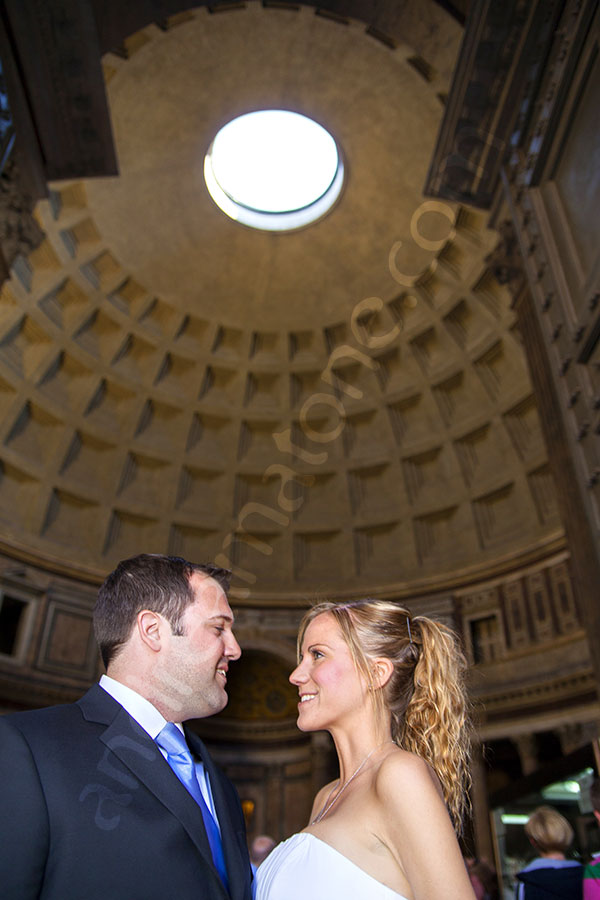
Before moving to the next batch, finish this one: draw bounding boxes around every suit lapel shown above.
[187,729,249,900]
[79,686,230,898]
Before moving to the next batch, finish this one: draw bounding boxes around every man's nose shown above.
[226,631,242,660]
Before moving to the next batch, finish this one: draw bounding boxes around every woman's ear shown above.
[371,657,394,689]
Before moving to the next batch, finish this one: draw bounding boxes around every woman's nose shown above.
[289,661,306,685]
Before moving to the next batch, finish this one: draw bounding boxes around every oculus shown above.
[204,109,344,231]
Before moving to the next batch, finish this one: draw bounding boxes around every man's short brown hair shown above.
[93,554,231,667]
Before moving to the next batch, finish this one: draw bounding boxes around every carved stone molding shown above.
[0,158,43,273]
[484,218,527,300]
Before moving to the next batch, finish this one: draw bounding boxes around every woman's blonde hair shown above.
[525,805,573,853]
[297,598,472,832]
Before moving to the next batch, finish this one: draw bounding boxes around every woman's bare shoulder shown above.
[373,748,475,899]
[375,747,444,803]
[377,746,436,778]
[372,747,460,870]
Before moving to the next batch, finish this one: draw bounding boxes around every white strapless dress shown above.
[255,832,409,899]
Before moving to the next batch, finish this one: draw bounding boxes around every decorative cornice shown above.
[0,0,117,182]
[0,670,88,710]
[425,0,565,207]
[475,669,597,721]
[506,0,597,189]
[0,531,568,605]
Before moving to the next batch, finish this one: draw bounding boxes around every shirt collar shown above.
[99,674,184,739]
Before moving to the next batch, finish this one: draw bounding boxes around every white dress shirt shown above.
[99,674,221,827]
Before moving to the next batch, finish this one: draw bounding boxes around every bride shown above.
[255,599,476,900]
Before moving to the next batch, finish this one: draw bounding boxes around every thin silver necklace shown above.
[311,741,394,825]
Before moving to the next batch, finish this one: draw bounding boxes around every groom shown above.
[0,554,253,900]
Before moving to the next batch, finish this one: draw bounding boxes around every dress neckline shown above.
[296,831,408,898]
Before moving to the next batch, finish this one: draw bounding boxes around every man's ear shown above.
[594,810,600,827]
[136,610,163,653]
[371,657,394,689]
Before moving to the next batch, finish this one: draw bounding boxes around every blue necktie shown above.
[155,722,229,892]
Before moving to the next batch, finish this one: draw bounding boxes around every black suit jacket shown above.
[0,685,253,900]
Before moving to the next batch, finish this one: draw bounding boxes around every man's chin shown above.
[185,687,228,720]
[213,688,229,714]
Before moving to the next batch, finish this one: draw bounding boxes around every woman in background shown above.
[255,598,477,900]
[515,805,582,899]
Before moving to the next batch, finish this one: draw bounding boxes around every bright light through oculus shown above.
[204,110,344,231]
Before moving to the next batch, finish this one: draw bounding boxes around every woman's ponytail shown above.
[399,616,471,831]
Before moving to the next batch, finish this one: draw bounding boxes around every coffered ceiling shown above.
[0,2,561,599]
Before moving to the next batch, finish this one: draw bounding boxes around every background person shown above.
[466,856,499,900]
[256,598,477,900]
[0,553,253,900]
[466,857,486,900]
[515,805,582,899]
[584,778,600,898]
[250,834,277,874]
